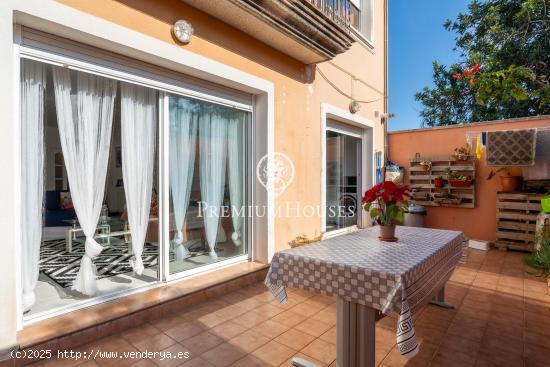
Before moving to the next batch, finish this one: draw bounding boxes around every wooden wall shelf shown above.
[408,156,476,208]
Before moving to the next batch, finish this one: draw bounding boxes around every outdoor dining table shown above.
[265,226,467,367]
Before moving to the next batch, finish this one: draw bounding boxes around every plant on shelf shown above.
[453,143,471,161]
[524,239,550,284]
[419,160,432,171]
[434,176,445,188]
[487,167,522,192]
[362,181,409,241]
[434,191,461,205]
[445,168,472,187]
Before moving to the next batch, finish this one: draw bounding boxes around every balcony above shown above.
[180,0,356,64]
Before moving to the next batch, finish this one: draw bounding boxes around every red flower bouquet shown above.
[362,181,409,240]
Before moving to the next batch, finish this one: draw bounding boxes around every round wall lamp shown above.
[172,20,194,44]
[349,100,361,114]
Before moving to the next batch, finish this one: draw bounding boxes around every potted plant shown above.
[362,181,409,241]
[523,239,550,294]
[419,160,431,171]
[453,144,471,161]
[434,176,444,188]
[446,168,472,187]
[434,192,461,205]
[487,167,522,192]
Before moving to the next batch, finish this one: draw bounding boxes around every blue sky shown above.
[388,0,471,131]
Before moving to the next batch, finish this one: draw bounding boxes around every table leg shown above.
[429,287,454,309]
[336,297,376,367]
[65,230,72,253]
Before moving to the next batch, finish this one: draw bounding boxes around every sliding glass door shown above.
[21,54,252,318]
[167,94,249,275]
[326,123,362,232]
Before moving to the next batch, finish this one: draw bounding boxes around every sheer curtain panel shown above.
[121,83,157,274]
[228,114,245,246]
[169,97,198,261]
[20,60,46,312]
[199,107,228,260]
[52,67,116,296]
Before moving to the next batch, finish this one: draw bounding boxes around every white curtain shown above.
[20,60,46,312]
[52,67,116,296]
[169,97,198,261]
[121,83,157,274]
[200,107,228,259]
[228,114,245,247]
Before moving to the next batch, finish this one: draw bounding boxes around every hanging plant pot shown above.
[500,175,521,192]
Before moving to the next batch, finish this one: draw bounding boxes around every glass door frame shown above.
[158,93,253,283]
[325,122,363,233]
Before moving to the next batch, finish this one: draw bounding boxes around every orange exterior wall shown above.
[54,0,387,251]
[389,117,550,242]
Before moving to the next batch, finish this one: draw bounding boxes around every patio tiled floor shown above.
[30,248,550,367]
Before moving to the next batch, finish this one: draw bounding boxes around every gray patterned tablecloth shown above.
[265,226,467,359]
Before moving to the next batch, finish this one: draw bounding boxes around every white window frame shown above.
[320,103,375,238]
[8,0,275,329]
[350,0,375,48]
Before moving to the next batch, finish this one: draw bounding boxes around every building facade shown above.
[0,0,387,356]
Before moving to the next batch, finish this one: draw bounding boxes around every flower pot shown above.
[541,196,550,213]
[500,175,521,192]
[420,164,430,172]
[379,224,397,241]
[434,178,444,188]
[448,179,472,187]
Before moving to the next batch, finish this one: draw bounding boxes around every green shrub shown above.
[524,239,550,278]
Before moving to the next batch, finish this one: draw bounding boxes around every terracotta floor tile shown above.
[127,360,157,367]
[84,336,140,367]
[524,343,550,366]
[251,340,297,367]
[253,303,285,318]
[446,318,485,342]
[209,321,249,341]
[231,310,271,328]
[318,327,336,345]
[274,329,316,350]
[288,302,323,317]
[293,318,331,337]
[164,321,208,342]
[155,316,186,332]
[380,342,437,367]
[300,338,336,365]
[231,355,268,367]
[253,319,290,339]
[201,342,247,367]
[270,310,307,328]
[310,307,336,326]
[180,331,224,356]
[130,332,177,352]
[178,356,214,367]
[228,329,270,353]
[120,323,162,345]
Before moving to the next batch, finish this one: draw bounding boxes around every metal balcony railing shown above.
[309,0,352,32]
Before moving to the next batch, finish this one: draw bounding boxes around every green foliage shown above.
[524,239,550,278]
[416,0,550,127]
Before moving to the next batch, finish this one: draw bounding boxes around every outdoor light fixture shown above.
[172,20,194,44]
[349,100,361,114]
